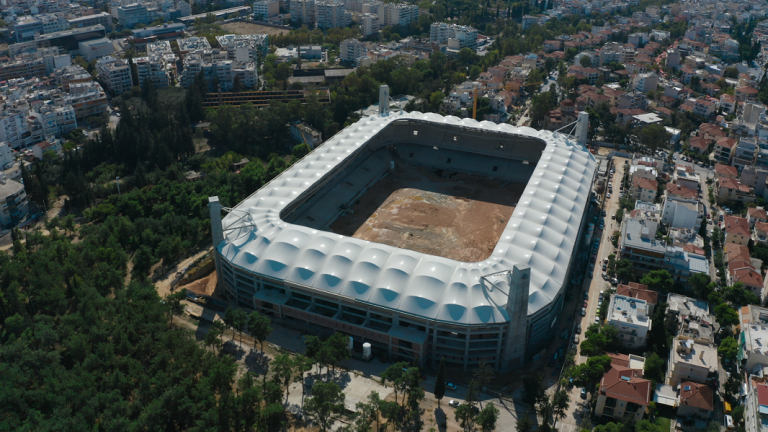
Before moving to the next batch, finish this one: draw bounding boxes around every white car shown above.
[449,400,460,408]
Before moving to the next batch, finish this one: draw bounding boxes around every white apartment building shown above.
[360,13,380,36]
[739,305,768,375]
[340,39,367,63]
[0,110,30,149]
[0,174,29,229]
[634,72,659,93]
[253,0,279,18]
[97,56,134,95]
[216,34,270,61]
[29,105,77,139]
[117,3,150,28]
[666,338,718,386]
[745,374,768,432]
[316,2,352,29]
[430,22,478,51]
[290,0,316,24]
[0,142,13,170]
[134,56,169,88]
[178,37,213,55]
[181,50,257,92]
[606,295,652,349]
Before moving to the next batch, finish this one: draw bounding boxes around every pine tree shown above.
[434,357,446,406]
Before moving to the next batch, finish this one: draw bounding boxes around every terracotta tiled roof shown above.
[682,244,706,256]
[715,137,738,149]
[633,176,658,191]
[600,365,651,407]
[755,221,768,234]
[616,283,658,305]
[732,266,763,288]
[666,182,698,199]
[726,244,752,263]
[737,86,759,94]
[719,178,751,193]
[606,352,631,367]
[748,207,768,221]
[689,136,711,151]
[679,382,714,412]
[724,216,751,237]
[715,163,738,177]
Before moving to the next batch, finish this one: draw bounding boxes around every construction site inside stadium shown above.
[324,163,524,262]
[211,102,596,371]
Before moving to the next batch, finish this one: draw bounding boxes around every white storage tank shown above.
[363,342,372,359]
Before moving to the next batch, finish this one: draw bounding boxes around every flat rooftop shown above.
[608,295,651,327]
[671,338,717,372]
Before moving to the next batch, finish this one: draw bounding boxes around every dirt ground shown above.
[221,22,289,37]
[329,165,524,262]
[180,272,218,297]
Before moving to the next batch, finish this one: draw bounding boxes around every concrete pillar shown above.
[575,111,589,147]
[379,84,390,117]
[208,196,224,249]
[502,265,530,370]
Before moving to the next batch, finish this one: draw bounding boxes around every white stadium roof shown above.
[219,111,596,325]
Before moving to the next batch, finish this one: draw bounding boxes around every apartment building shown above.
[662,183,703,231]
[739,306,768,375]
[744,374,768,432]
[631,177,657,202]
[0,174,29,229]
[0,57,47,81]
[54,82,108,120]
[667,338,718,386]
[616,283,658,315]
[181,50,257,92]
[253,0,279,18]
[117,3,151,28]
[605,295,652,349]
[0,110,30,149]
[633,72,658,93]
[134,56,169,89]
[724,216,751,247]
[430,22,478,51]
[290,0,316,24]
[69,12,114,30]
[97,56,134,95]
[178,37,212,55]
[717,179,755,206]
[216,34,270,61]
[340,39,367,64]
[673,165,701,191]
[594,353,651,422]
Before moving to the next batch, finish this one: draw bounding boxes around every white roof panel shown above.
[219,111,596,324]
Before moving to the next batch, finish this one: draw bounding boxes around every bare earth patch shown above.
[221,22,289,37]
[329,164,525,262]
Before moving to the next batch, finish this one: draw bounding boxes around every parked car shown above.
[581,388,587,399]
[602,210,607,217]
[446,382,458,391]
[573,334,579,344]
[449,400,460,408]
[611,214,616,220]
[602,272,609,280]
[576,324,582,334]
[581,307,587,316]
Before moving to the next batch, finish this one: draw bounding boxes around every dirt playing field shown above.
[329,164,525,262]
[221,22,289,37]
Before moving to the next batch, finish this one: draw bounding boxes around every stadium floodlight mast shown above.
[554,111,589,147]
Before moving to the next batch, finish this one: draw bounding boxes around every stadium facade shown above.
[209,107,596,371]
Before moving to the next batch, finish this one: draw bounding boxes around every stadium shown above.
[209,104,596,371]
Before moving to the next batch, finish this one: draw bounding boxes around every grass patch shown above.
[656,415,671,431]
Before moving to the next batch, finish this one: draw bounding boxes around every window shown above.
[492,166,498,172]
[409,153,414,157]
[447,158,452,164]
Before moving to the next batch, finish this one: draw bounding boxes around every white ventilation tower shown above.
[575,111,589,147]
[379,85,390,117]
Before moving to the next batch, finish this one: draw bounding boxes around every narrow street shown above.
[557,156,628,432]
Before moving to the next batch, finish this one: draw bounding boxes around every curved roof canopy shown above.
[219,111,596,325]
